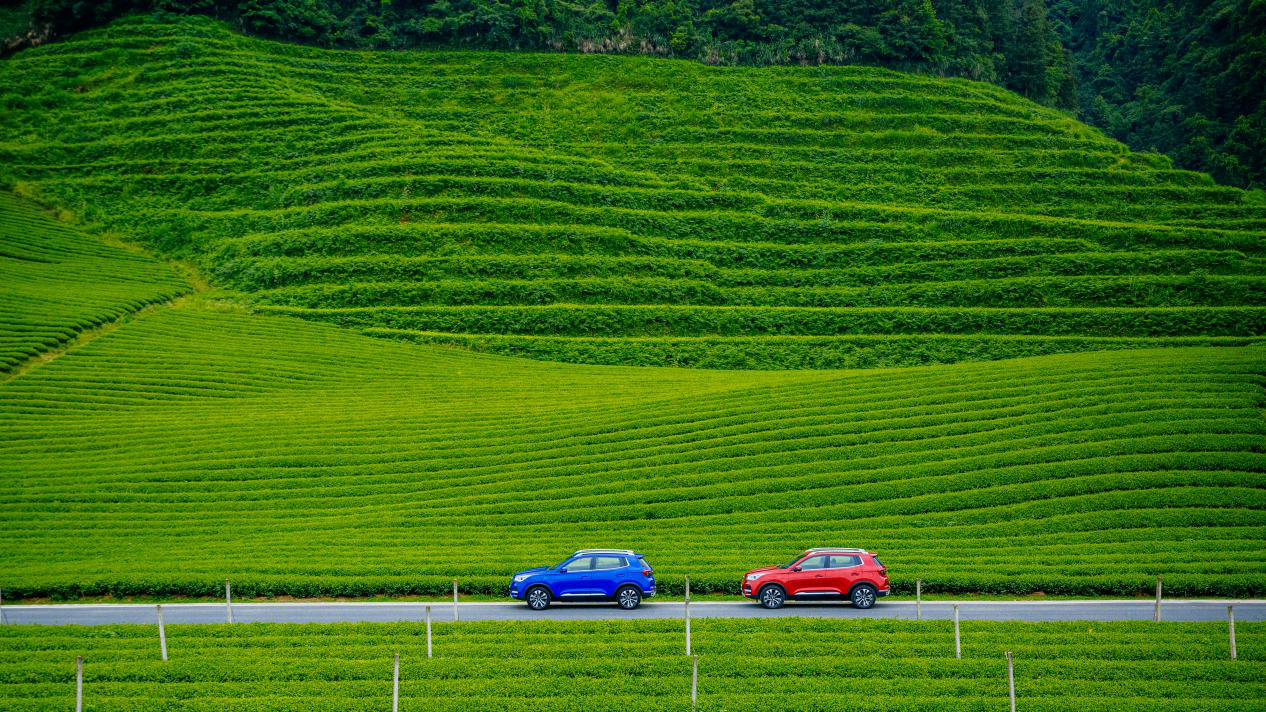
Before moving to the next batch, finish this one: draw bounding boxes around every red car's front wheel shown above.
[759,585,786,609]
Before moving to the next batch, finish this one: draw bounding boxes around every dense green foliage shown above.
[1,17,1261,369]
[0,300,1262,598]
[0,193,188,374]
[0,619,1261,710]
[1050,0,1266,190]
[10,0,1263,193]
[10,1,1263,189]
[0,17,1261,604]
[18,0,1076,103]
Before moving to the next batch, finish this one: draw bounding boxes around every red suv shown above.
[742,548,889,609]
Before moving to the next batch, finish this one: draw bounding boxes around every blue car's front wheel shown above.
[526,586,551,610]
[616,585,642,610]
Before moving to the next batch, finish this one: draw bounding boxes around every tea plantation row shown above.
[0,303,1261,599]
[0,15,1262,368]
[0,619,1260,710]
[0,194,188,374]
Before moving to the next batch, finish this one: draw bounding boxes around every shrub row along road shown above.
[6,601,1264,624]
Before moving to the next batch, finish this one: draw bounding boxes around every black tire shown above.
[525,586,551,610]
[616,585,642,610]
[759,585,786,609]
[850,583,878,609]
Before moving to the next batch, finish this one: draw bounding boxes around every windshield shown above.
[780,554,805,569]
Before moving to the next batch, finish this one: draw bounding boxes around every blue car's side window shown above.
[564,557,592,571]
[591,556,626,571]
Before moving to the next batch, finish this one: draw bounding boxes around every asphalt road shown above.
[4,600,1262,625]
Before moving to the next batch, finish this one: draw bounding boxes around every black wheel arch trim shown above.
[848,581,879,595]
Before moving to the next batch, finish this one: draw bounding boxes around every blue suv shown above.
[509,549,656,610]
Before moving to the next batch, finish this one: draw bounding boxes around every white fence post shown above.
[953,604,961,659]
[1005,651,1016,712]
[392,652,400,712]
[690,653,698,708]
[157,605,168,661]
[426,605,433,659]
[452,580,459,622]
[684,575,691,656]
[916,579,922,621]
[1153,577,1162,622]
[225,579,233,624]
[75,656,83,712]
[1228,605,1237,661]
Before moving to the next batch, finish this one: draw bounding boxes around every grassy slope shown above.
[0,16,1262,369]
[0,17,1261,601]
[0,300,1261,598]
[0,619,1261,710]
[0,193,188,374]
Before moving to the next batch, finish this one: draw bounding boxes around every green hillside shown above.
[0,194,188,375]
[1,298,1261,598]
[2,620,1262,710]
[1,16,1262,369]
[0,16,1263,602]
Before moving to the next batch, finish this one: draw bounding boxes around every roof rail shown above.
[806,547,868,553]
[572,548,637,556]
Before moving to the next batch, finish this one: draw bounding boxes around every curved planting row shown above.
[0,306,1261,598]
[0,16,1262,368]
[0,194,189,374]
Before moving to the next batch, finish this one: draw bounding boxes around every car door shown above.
[552,556,594,597]
[588,555,628,595]
[822,554,863,594]
[783,554,832,595]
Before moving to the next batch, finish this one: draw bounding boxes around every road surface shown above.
[3,600,1262,625]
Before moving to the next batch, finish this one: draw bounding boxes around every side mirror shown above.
[791,566,802,572]
[559,568,568,573]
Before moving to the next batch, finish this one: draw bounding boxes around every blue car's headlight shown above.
[513,574,530,583]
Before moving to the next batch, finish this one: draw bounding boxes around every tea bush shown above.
[0,16,1262,369]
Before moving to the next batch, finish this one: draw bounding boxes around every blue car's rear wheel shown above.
[616,585,642,610]
[526,586,551,610]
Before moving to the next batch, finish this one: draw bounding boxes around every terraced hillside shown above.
[0,194,188,375]
[2,620,1262,711]
[0,16,1262,368]
[1,298,1262,599]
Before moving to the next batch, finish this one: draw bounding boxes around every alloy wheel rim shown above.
[855,589,875,607]
[529,590,547,608]
[619,589,638,607]
[762,589,782,606]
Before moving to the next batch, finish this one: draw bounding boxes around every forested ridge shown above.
[3,0,1262,188]
[1050,0,1264,192]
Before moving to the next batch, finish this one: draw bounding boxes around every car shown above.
[741,548,889,609]
[509,549,656,610]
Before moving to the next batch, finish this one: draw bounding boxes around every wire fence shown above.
[39,573,1242,712]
